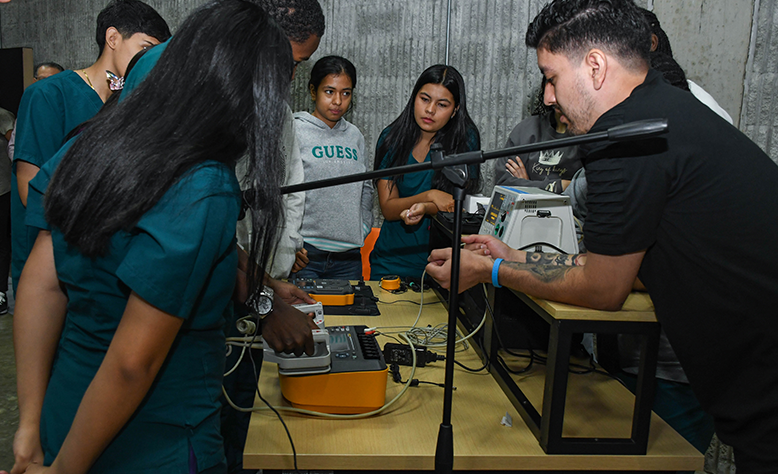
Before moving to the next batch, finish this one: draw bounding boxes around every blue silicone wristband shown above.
[492,258,503,288]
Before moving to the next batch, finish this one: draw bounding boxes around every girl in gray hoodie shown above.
[291,56,372,279]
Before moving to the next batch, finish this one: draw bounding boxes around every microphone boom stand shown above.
[429,142,467,474]
[280,119,668,195]
[275,119,669,474]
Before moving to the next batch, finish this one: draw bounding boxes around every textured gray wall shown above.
[0,0,775,168]
[294,0,551,196]
[653,0,753,128]
[0,0,194,70]
[741,0,778,163]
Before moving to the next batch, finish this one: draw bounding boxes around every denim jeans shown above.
[290,242,363,280]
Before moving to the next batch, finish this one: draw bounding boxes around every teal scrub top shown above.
[11,70,103,292]
[27,151,240,473]
[121,39,168,99]
[369,153,434,280]
[369,127,480,280]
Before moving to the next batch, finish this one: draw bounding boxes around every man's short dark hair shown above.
[33,62,64,78]
[255,0,325,43]
[526,0,651,71]
[95,0,171,55]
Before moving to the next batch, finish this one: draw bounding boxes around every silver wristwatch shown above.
[248,285,274,319]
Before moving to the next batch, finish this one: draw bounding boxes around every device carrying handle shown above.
[262,329,332,373]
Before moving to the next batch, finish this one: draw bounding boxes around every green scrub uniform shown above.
[27,149,240,473]
[121,39,263,473]
[11,70,103,292]
[369,128,479,280]
[369,152,435,280]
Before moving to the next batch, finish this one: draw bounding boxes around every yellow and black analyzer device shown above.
[263,324,388,414]
[292,278,355,306]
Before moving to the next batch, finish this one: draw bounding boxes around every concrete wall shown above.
[294,0,552,198]
[0,0,775,167]
[653,0,753,128]
[740,0,778,163]
[0,1,188,72]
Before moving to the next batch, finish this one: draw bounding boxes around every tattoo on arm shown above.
[503,252,584,284]
[503,262,572,283]
[503,260,572,283]
[525,252,585,267]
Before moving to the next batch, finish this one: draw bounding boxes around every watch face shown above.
[248,286,274,317]
[257,294,273,315]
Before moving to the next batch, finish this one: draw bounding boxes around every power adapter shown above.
[383,342,444,367]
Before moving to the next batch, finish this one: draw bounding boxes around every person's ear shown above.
[309,84,317,101]
[452,106,459,119]
[585,49,608,91]
[650,33,659,52]
[105,27,122,52]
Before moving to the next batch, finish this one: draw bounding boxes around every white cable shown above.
[410,268,428,328]
[373,280,488,352]
[420,283,489,348]
[224,344,247,377]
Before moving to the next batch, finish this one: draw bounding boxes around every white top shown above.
[688,80,733,124]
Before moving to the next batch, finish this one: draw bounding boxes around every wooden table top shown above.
[243,282,701,471]
[513,290,658,322]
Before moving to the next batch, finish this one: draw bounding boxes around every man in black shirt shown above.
[426,1,778,471]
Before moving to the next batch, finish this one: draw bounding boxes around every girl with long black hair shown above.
[9,1,296,473]
[369,64,481,281]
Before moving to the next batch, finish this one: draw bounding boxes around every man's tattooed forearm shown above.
[502,261,573,283]
[525,252,585,267]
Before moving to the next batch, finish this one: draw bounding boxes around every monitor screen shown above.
[485,191,505,226]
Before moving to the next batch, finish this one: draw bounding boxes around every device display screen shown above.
[485,191,505,225]
[328,326,357,359]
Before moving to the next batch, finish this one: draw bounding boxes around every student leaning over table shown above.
[121,0,325,283]
[117,3,326,470]
[3,2,316,473]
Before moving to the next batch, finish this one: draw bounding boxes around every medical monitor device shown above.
[479,185,577,254]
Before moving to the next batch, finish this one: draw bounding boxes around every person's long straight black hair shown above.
[374,64,481,194]
[45,0,292,295]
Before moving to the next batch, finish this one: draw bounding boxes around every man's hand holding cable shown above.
[425,247,493,292]
[461,234,525,261]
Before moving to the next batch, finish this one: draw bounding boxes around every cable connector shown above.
[389,363,452,389]
[383,342,444,367]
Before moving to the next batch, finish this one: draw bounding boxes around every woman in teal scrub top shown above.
[8,2,293,473]
[369,64,481,281]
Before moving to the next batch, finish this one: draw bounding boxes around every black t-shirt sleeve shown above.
[583,152,667,255]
